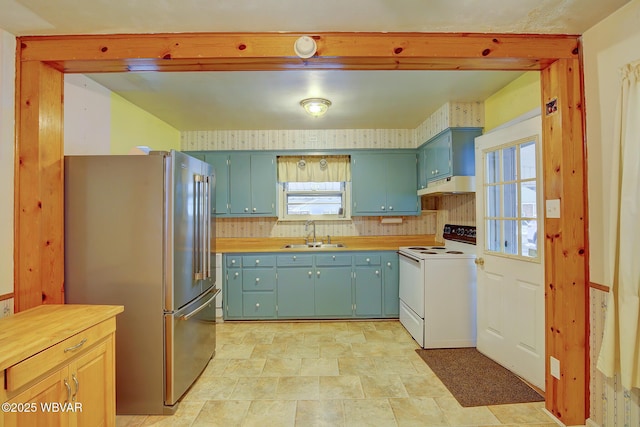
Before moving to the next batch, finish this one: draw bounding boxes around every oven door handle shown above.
[397,251,421,264]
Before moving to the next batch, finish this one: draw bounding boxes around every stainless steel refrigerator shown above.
[64,150,217,415]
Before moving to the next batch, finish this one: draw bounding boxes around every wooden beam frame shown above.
[13,32,589,425]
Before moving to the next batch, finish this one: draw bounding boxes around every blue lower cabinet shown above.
[223,251,398,320]
[315,266,353,317]
[354,266,383,317]
[382,253,399,317]
[243,292,276,318]
[225,264,243,319]
[277,268,315,317]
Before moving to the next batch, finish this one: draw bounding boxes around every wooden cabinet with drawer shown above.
[0,305,123,427]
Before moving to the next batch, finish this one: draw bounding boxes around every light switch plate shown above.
[550,356,560,379]
[546,199,561,218]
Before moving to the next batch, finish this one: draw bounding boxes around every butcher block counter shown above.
[0,304,123,426]
[216,235,441,253]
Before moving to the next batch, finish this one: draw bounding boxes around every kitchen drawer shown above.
[226,255,242,268]
[5,318,116,392]
[355,254,381,266]
[242,269,276,291]
[315,254,352,267]
[243,292,276,318]
[242,255,276,268]
[277,254,313,267]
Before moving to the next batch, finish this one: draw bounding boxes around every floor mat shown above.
[415,347,544,407]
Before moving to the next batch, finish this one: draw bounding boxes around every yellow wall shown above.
[484,72,541,131]
[110,93,180,154]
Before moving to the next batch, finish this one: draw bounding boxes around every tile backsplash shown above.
[214,210,438,239]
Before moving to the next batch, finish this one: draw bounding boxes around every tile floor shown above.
[116,320,557,427]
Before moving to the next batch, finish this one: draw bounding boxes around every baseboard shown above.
[585,418,600,427]
[542,408,587,427]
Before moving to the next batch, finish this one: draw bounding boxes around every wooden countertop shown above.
[216,235,442,253]
[0,304,124,371]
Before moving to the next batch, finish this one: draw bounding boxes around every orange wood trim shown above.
[590,282,610,292]
[18,32,578,72]
[0,293,14,302]
[12,31,587,422]
[541,58,588,425]
[15,60,65,312]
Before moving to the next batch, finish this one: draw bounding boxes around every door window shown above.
[483,137,540,259]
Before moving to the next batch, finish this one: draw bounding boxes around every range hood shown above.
[417,176,476,196]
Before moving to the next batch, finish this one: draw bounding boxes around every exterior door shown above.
[474,115,545,390]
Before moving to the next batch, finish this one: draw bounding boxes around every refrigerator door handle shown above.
[204,175,212,279]
[194,174,204,280]
[179,288,220,321]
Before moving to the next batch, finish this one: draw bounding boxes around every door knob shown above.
[474,257,484,266]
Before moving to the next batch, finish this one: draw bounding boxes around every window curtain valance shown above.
[277,156,351,182]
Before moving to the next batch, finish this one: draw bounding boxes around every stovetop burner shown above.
[420,251,439,254]
[408,247,429,250]
[446,251,463,254]
[430,247,446,250]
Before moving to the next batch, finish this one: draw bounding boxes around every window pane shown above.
[503,146,517,181]
[504,183,517,218]
[521,181,537,218]
[520,141,537,180]
[504,220,518,255]
[523,219,538,258]
[486,151,500,184]
[487,219,501,252]
[486,185,499,217]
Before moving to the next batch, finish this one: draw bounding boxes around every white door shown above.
[475,115,545,390]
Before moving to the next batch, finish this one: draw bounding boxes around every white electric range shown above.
[398,224,477,348]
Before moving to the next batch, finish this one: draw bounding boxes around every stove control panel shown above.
[443,224,476,245]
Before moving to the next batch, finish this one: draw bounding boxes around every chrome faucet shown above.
[304,220,316,245]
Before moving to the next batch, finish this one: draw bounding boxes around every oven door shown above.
[398,251,425,317]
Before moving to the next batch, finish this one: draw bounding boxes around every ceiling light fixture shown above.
[300,98,332,118]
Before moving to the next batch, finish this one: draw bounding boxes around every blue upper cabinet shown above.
[418,128,483,186]
[351,152,418,216]
[184,151,276,217]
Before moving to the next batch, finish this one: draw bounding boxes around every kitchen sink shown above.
[282,243,347,249]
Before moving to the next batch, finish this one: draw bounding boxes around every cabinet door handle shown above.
[387,262,392,267]
[366,258,370,263]
[375,270,380,275]
[64,379,72,403]
[256,303,260,308]
[252,207,257,212]
[231,259,236,264]
[244,207,249,212]
[255,259,260,264]
[234,272,239,277]
[317,271,321,277]
[255,277,260,282]
[64,338,87,353]
[308,271,313,276]
[72,374,79,401]
[380,206,385,210]
[388,206,393,210]
[293,256,297,260]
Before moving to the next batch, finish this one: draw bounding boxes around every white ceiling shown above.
[1,0,628,131]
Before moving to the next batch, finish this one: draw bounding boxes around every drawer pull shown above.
[231,259,236,264]
[64,338,87,353]
[72,373,79,401]
[375,270,380,275]
[308,271,312,276]
[366,258,370,263]
[64,379,72,403]
[255,277,260,282]
[256,303,260,308]
[293,256,297,260]
[234,272,239,277]
[255,259,260,264]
